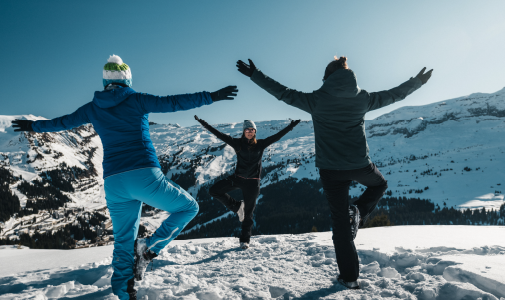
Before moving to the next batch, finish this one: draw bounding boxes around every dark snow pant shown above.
[319,163,388,282]
[209,175,260,243]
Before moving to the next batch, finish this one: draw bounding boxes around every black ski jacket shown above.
[198,121,297,179]
[251,68,422,170]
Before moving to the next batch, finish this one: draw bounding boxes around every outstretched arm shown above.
[21,104,91,133]
[368,68,433,111]
[194,115,235,146]
[263,120,300,147]
[237,59,316,114]
[139,92,211,114]
[139,86,238,114]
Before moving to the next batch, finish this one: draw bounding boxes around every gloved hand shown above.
[412,67,433,85]
[194,115,208,126]
[210,86,238,102]
[12,120,34,132]
[290,119,301,127]
[236,59,256,78]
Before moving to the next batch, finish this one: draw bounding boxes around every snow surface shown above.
[1,226,504,299]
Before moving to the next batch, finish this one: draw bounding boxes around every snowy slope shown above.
[0,115,104,207]
[366,87,505,209]
[147,86,505,211]
[1,226,504,299]
[0,115,106,242]
[2,86,505,242]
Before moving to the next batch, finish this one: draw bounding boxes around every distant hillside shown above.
[1,86,505,245]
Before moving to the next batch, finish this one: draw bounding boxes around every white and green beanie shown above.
[103,55,132,87]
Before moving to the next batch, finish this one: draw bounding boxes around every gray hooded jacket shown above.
[251,68,422,170]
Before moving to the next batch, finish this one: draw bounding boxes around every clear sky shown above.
[1,1,504,127]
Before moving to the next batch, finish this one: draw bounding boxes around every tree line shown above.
[0,166,21,222]
[0,212,109,249]
[177,177,505,240]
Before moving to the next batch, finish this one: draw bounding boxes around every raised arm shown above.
[138,92,212,114]
[24,103,91,133]
[194,115,235,146]
[262,120,300,147]
[237,59,316,114]
[367,68,433,111]
[138,86,238,114]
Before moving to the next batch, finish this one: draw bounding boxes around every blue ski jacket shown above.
[32,87,212,178]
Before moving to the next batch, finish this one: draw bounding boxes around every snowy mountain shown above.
[148,87,505,212]
[147,87,505,237]
[0,115,104,206]
[1,226,504,299]
[366,87,505,210]
[0,115,107,247]
[1,86,505,245]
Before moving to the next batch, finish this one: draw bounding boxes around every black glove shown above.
[236,59,256,77]
[412,67,433,85]
[210,86,238,102]
[290,119,301,127]
[194,115,208,126]
[12,120,34,132]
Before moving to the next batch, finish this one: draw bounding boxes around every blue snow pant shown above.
[104,167,199,300]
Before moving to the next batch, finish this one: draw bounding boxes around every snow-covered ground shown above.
[1,226,504,300]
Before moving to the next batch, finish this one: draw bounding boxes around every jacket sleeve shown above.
[198,120,235,146]
[138,91,213,114]
[251,69,316,114]
[32,103,91,132]
[367,78,423,111]
[262,122,297,148]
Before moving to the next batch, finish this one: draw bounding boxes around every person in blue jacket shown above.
[12,55,238,300]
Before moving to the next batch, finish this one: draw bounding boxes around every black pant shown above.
[319,163,388,282]
[209,175,260,243]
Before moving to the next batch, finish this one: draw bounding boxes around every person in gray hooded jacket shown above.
[236,57,432,289]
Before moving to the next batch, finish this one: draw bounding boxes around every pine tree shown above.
[363,214,392,228]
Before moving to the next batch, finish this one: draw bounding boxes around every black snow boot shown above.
[349,205,360,240]
[337,276,360,290]
[127,278,137,299]
[134,238,158,281]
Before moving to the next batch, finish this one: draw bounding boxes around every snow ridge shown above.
[1,226,504,299]
[1,85,505,244]
[149,85,505,210]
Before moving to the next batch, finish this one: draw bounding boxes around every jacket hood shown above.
[319,69,361,98]
[93,87,136,108]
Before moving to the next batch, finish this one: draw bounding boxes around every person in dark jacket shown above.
[11,55,238,300]
[236,56,432,289]
[194,116,300,249]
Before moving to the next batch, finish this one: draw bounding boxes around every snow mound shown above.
[1,226,504,299]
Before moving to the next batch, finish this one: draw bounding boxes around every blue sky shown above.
[1,1,504,127]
